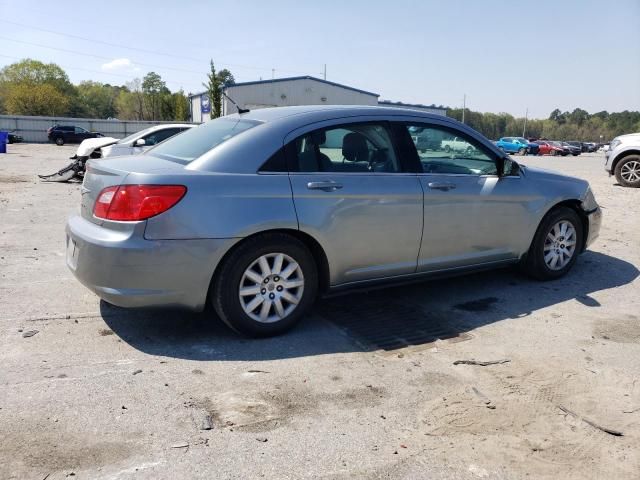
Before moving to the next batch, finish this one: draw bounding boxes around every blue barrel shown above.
[0,131,8,154]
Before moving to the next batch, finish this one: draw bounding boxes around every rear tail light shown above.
[93,185,187,221]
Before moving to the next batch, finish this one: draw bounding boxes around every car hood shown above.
[616,132,640,141]
[522,164,588,188]
[75,137,119,157]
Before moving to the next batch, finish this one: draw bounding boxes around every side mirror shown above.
[134,138,146,147]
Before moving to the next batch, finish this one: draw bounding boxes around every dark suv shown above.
[47,125,103,146]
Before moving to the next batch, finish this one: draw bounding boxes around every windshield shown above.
[118,131,146,144]
[149,117,260,162]
[515,137,528,143]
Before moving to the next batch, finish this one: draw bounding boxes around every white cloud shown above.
[101,58,140,72]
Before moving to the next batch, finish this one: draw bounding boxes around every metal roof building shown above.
[188,75,447,122]
[189,76,379,123]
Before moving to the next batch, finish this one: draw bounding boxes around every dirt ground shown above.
[1,143,639,480]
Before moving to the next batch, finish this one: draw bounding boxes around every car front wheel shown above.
[55,137,64,146]
[211,233,318,337]
[614,155,640,188]
[518,147,526,155]
[521,207,583,280]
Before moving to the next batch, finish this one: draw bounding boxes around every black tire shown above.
[444,145,451,153]
[55,137,64,146]
[520,206,583,281]
[211,233,318,337]
[614,155,640,188]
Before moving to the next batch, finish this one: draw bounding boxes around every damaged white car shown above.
[39,124,193,182]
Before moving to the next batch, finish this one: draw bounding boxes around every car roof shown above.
[232,105,450,124]
[188,105,506,174]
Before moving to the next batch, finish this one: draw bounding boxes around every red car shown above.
[534,141,565,156]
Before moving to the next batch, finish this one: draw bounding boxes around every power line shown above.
[0,19,323,76]
[0,19,207,64]
[0,35,207,76]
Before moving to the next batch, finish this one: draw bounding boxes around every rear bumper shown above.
[66,215,237,311]
[584,207,602,250]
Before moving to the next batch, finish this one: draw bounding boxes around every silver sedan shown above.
[66,106,602,336]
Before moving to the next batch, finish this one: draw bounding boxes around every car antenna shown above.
[222,90,250,114]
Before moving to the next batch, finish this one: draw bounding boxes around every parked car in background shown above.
[581,142,597,153]
[8,131,23,143]
[562,142,581,156]
[549,141,570,156]
[441,136,474,153]
[409,126,442,152]
[495,137,539,155]
[66,105,601,337]
[533,140,565,156]
[47,125,104,146]
[74,124,194,161]
[604,132,640,187]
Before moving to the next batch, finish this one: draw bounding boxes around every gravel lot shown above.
[1,144,639,480]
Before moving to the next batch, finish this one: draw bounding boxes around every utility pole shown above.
[272,68,275,79]
[462,94,466,124]
[522,107,528,137]
[323,64,327,80]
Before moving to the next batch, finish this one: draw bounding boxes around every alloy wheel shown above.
[620,160,640,183]
[238,253,305,323]
[543,220,577,270]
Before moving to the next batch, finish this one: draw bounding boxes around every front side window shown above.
[405,124,498,175]
[292,123,400,173]
[150,117,260,163]
[75,127,87,134]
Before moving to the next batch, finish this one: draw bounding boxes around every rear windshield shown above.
[149,117,260,163]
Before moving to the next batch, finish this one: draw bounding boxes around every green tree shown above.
[142,72,167,120]
[203,61,235,118]
[76,81,119,118]
[4,83,69,116]
[0,58,75,115]
[173,89,190,121]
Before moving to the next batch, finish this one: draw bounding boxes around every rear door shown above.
[286,121,423,286]
[400,122,531,272]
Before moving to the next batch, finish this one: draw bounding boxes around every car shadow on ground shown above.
[101,251,638,362]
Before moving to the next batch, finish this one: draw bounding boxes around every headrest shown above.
[342,132,368,162]
[311,130,326,145]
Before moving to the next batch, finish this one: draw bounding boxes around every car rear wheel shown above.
[211,233,318,337]
[614,155,640,188]
[521,206,583,280]
[55,137,64,146]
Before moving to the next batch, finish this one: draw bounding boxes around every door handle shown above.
[427,182,456,191]
[307,181,343,192]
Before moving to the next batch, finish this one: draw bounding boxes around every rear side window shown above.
[290,123,400,173]
[150,118,260,163]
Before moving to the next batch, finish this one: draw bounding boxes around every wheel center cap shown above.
[267,284,275,292]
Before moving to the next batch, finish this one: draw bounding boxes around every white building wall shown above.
[222,78,378,115]
[190,95,205,123]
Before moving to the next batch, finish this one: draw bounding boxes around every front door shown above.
[287,122,423,286]
[403,123,530,272]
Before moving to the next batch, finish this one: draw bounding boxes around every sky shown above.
[0,0,638,119]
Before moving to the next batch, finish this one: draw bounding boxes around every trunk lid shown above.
[80,154,187,224]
